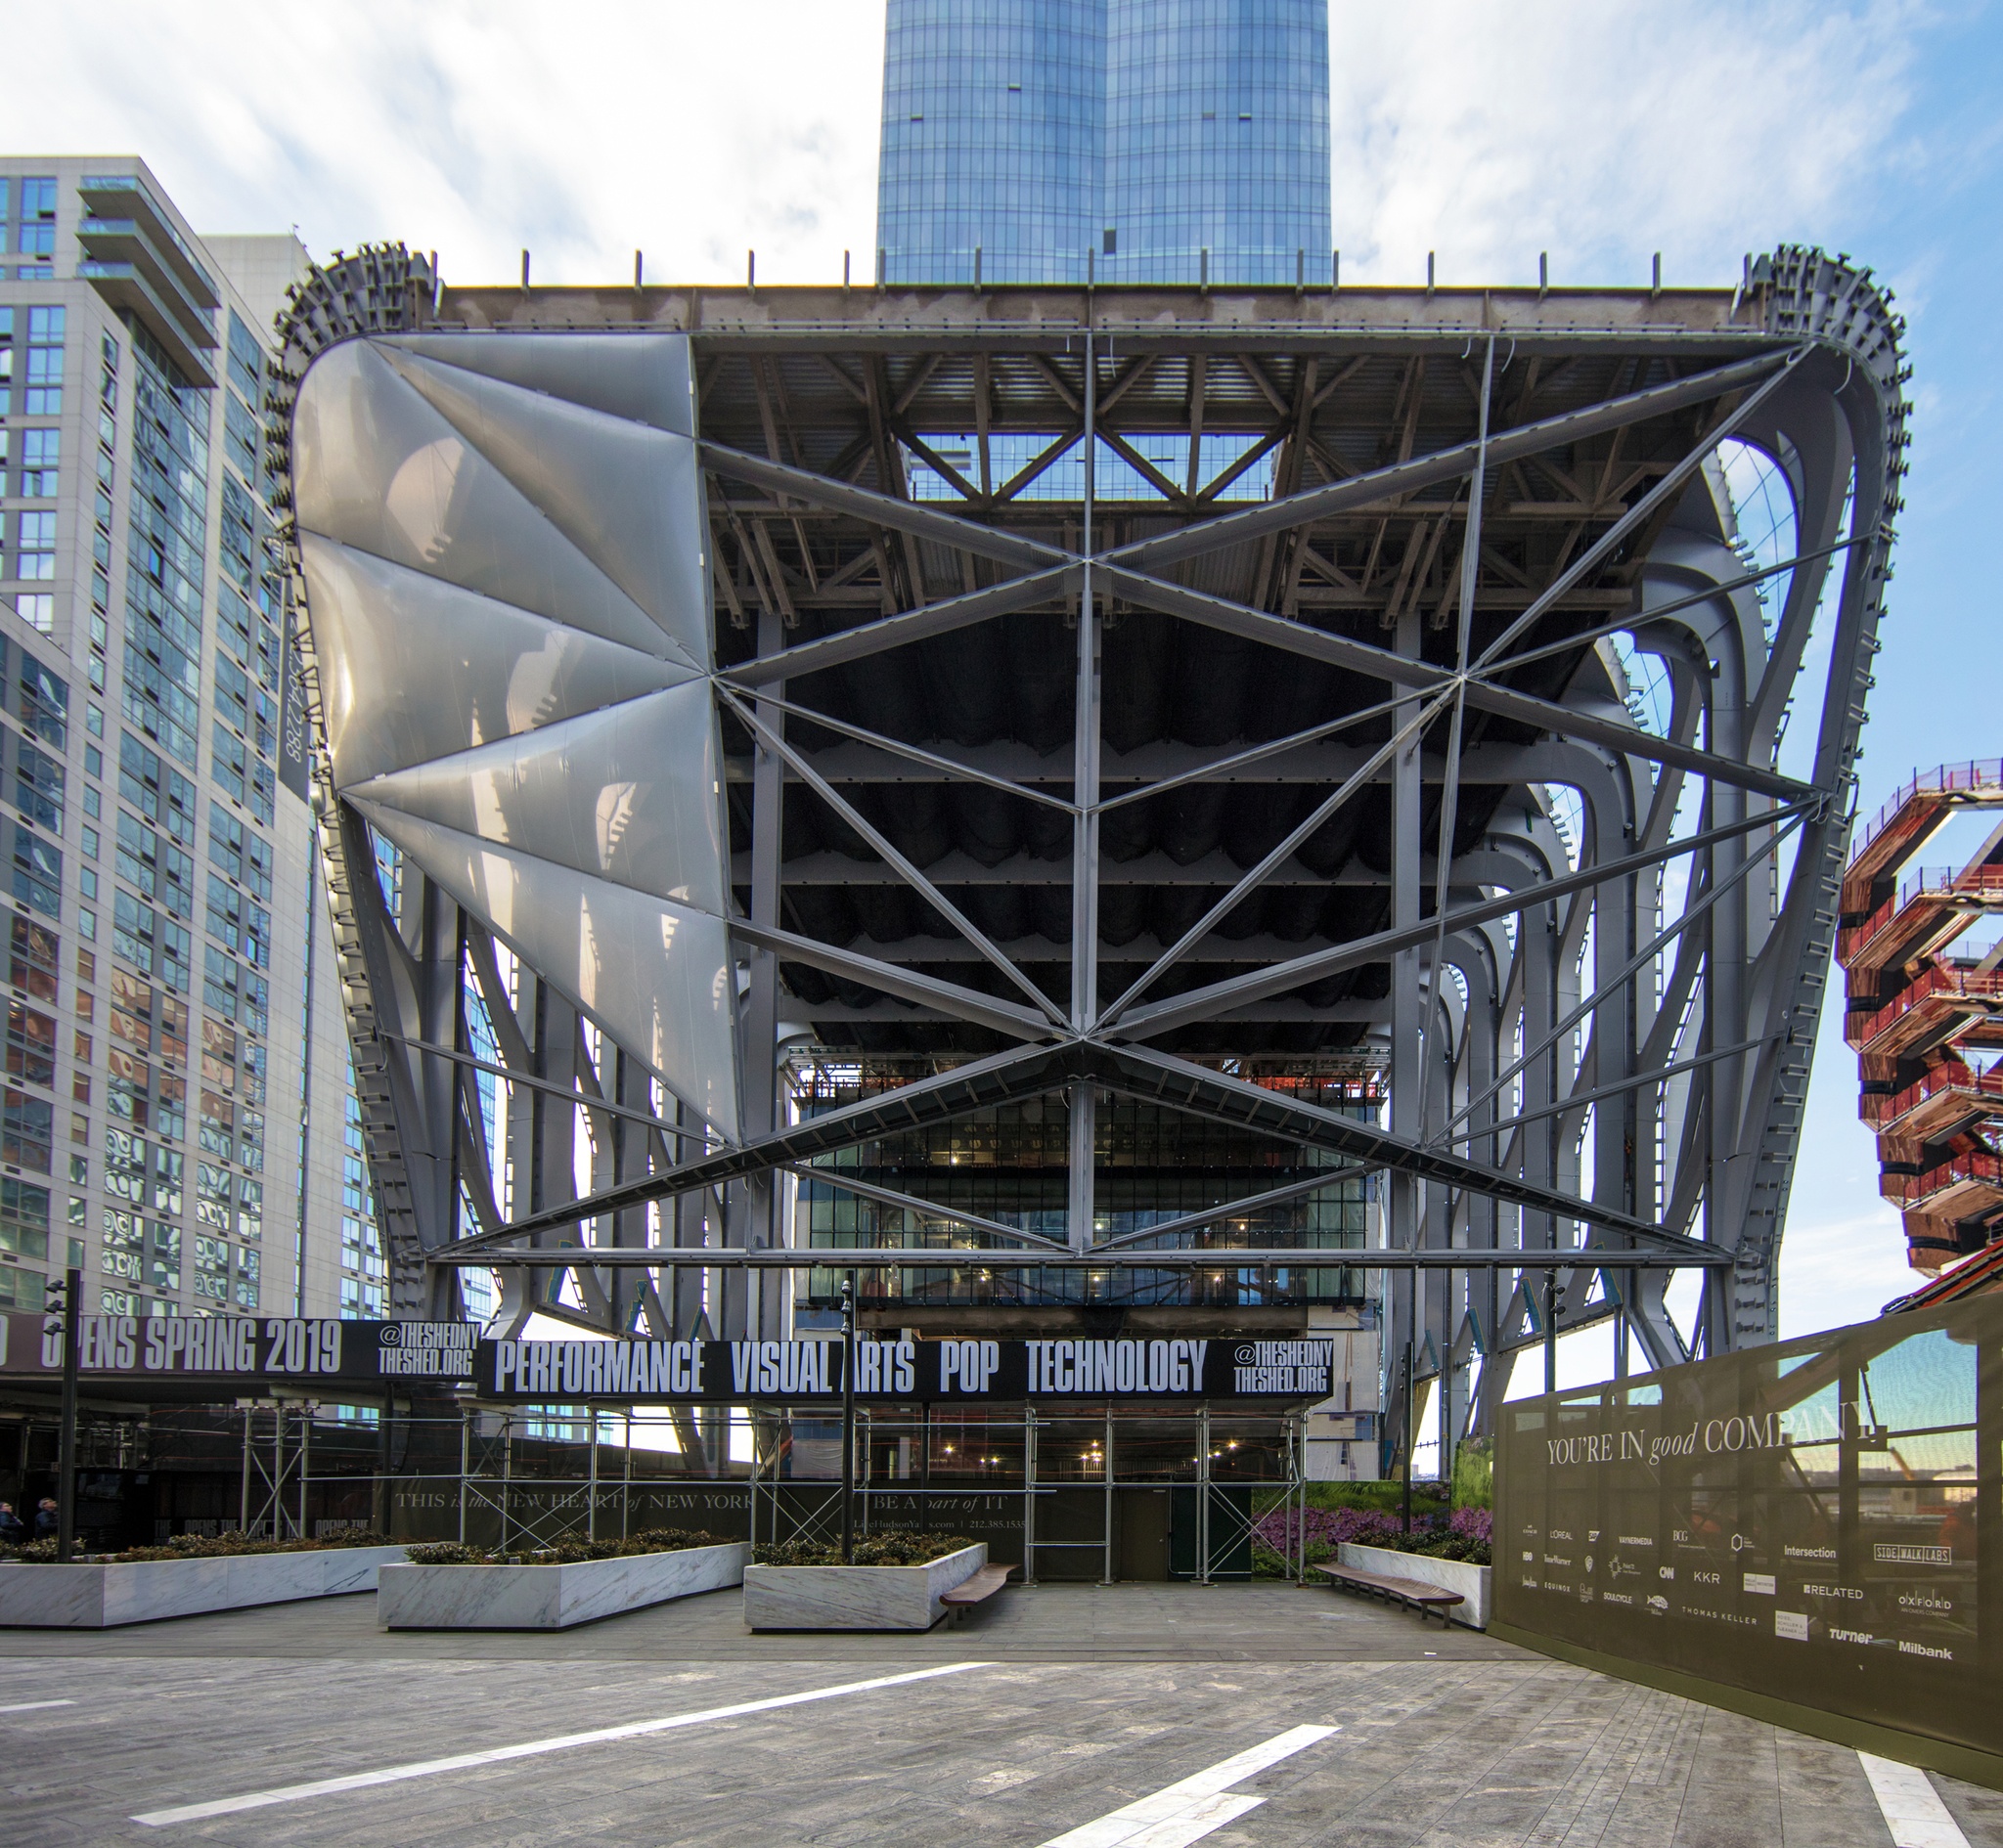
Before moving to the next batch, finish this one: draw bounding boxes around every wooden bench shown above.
[1313,1562,1464,1627]
[940,1564,1015,1624]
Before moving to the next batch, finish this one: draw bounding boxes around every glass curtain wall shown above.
[877,0,1331,287]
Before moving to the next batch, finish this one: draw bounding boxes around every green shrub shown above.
[9,1530,391,1564]
[405,1528,729,1565]
[1450,1438,1492,1513]
[753,1528,974,1567]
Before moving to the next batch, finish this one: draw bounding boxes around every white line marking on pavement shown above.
[131,1661,993,1827]
[0,1699,74,1714]
[1859,1752,1971,1848]
[1036,1723,1338,1848]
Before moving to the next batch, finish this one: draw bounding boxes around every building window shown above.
[14,739,65,833]
[19,651,67,749]
[24,306,63,413]
[14,510,55,581]
[6,999,57,1087]
[20,428,57,498]
[9,916,59,1003]
[0,1176,50,1260]
[12,823,60,920]
[16,178,56,278]
[13,595,53,636]
[3,1088,53,1171]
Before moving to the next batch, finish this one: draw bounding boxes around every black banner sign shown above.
[1494,1296,1996,1767]
[0,1316,1336,1405]
[0,1314,476,1387]
[476,1335,1337,1403]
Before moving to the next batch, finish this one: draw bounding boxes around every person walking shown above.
[0,1501,23,1547]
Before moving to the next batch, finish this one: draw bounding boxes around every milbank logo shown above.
[1899,1640,1953,1661]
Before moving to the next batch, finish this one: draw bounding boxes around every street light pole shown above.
[839,1271,856,1564]
[1400,1337,1414,1535]
[54,1265,80,1563]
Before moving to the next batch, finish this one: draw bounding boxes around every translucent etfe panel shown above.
[377,344,707,674]
[1495,1296,1996,1764]
[300,534,695,788]
[351,801,739,1141]
[346,682,728,918]
[291,338,673,660]
[379,332,696,437]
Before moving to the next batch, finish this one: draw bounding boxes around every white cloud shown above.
[1328,1,1924,287]
[17,0,889,287]
[19,0,1928,293]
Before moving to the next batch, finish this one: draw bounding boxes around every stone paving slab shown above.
[0,1583,1992,1846]
[0,1579,1524,1662]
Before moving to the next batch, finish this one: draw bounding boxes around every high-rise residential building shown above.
[0,155,361,1323]
[876,0,1331,286]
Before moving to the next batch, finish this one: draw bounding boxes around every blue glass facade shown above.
[877,0,1330,286]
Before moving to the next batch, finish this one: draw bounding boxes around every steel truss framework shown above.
[270,247,1906,1457]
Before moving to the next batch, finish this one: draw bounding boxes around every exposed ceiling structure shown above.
[270,248,1906,1414]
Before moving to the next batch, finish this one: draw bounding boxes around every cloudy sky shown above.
[22,0,2002,1352]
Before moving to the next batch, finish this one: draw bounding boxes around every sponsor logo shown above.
[1658,1565,1675,1581]
[1898,1594,1952,1612]
[1542,1554,1572,1567]
[1784,1545,1837,1561]
[1774,1611,1809,1642]
[1521,1551,1535,1563]
[1875,1543,1951,1565]
[1898,1640,1953,1661]
[1647,1594,1669,1612]
[1618,1534,1654,1548]
[1694,1569,1720,1585]
[1800,1583,1863,1602]
[1551,1530,1574,1542]
[1601,1592,1634,1606]
[1830,1627,1874,1646]
[1743,1572,1776,1596]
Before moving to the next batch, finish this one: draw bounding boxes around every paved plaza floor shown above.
[2,1582,1997,1846]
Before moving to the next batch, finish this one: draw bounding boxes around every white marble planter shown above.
[742,1543,987,1631]
[1338,1540,1491,1629]
[0,1544,407,1629]
[377,1541,750,1631]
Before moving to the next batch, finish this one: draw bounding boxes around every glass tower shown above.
[877,0,1331,286]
